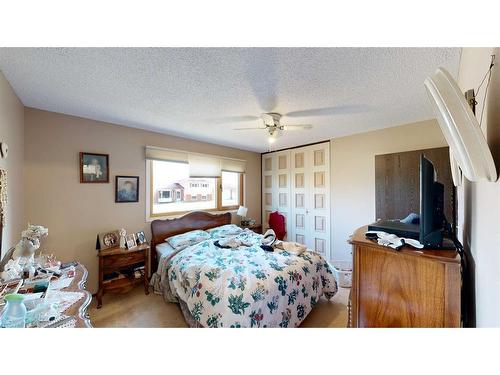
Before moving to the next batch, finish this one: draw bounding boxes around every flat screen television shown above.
[368,154,447,248]
[419,154,445,247]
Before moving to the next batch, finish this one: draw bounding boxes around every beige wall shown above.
[24,108,261,292]
[457,48,500,327]
[330,119,447,261]
[0,71,24,257]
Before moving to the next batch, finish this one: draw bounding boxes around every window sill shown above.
[145,209,238,223]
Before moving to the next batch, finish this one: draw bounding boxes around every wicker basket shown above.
[332,261,352,288]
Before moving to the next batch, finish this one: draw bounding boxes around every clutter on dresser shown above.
[0,254,88,328]
[365,230,424,251]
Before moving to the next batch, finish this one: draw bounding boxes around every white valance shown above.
[146,146,246,177]
[221,158,246,173]
[145,146,188,164]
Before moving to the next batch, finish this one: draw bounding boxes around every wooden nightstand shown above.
[241,224,262,234]
[96,243,150,308]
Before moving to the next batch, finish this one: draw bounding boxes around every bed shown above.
[150,211,338,327]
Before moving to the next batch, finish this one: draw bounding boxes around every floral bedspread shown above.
[155,229,338,328]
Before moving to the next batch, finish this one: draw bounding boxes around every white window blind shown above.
[188,154,221,178]
[145,146,188,164]
[145,146,246,177]
[221,158,246,173]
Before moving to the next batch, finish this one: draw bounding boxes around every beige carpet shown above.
[89,285,350,328]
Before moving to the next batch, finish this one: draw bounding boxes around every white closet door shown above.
[262,150,291,238]
[275,150,292,239]
[262,154,274,232]
[262,143,330,260]
[306,143,330,260]
[290,148,308,247]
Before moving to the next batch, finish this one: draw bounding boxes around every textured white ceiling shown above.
[0,48,460,152]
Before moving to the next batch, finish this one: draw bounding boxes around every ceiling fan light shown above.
[268,134,276,143]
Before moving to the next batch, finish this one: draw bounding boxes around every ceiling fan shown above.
[233,112,312,143]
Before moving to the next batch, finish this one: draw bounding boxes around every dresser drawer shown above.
[102,250,145,269]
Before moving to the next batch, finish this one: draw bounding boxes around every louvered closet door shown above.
[290,148,307,247]
[306,143,330,260]
[290,142,330,260]
[275,150,291,239]
[262,143,330,259]
[262,151,291,238]
[262,154,274,232]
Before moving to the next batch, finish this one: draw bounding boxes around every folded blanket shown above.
[274,241,307,255]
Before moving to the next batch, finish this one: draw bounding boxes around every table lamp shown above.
[236,205,248,226]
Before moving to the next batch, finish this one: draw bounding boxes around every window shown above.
[220,171,241,208]
[148,159,244,217]
[158,189,171,203]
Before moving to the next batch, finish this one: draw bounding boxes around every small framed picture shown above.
[136,231,146,245]
[80,152,109,183]
[125,233,137,249]
[115,176,139,203]
[97,230,120,250]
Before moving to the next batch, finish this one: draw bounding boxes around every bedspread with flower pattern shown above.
[162,230,338,328]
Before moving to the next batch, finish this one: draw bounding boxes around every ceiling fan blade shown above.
[233,127,267,130]
[282,124,313,130]
[261,113,276,126]
[285,105,370,118]
[205,115,260,124]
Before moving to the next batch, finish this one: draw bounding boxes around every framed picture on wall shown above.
[80,152,109,183]
[115,176,139,203]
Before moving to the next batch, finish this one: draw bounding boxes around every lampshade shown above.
[236,205,248,217]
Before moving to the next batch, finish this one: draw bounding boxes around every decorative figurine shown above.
[0,224,49,280]
[119,228,127,248]
[13,224,48,259]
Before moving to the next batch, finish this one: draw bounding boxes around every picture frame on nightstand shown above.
[136,231,147,244]
[125,233,137,249]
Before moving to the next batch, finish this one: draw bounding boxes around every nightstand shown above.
[241,223,262,234]
[96,243,150,308]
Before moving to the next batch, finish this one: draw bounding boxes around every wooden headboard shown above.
[150,211,232,271]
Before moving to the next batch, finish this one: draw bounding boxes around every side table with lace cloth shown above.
[50,263,93,327]
[1,263,92,328]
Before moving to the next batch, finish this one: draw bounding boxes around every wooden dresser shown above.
[349,226,461,328]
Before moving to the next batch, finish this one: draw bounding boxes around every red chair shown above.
[269,211,287,240]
